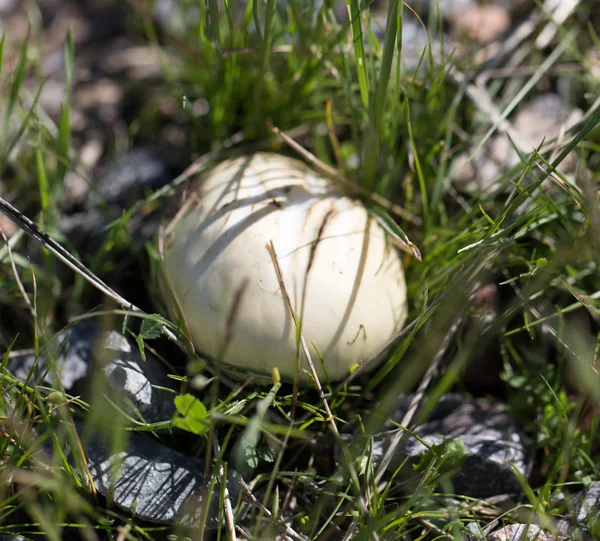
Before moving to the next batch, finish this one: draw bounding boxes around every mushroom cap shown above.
[160,153,407,383]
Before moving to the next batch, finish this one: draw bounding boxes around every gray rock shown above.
[0,535,30,541]
[488,524,565,541]
[8,322,177,424]
[101,330,176,423]
[91,147,170,209]
[462,521,486,541]
[452,93,583,193]
[0,0,17,15]
[85,429,242,528]
[374,395,529,498]
[7,320,99,391]
[60,147,169,252]
[556,482,600,539]
[570,482,600,531]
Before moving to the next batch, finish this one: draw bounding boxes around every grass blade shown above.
[55,28,73,190]
[347,0,369,109]
[2,25,29,152]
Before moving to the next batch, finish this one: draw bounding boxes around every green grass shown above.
[1,0,600,539]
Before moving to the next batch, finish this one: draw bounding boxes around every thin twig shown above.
[478,6,546,69]
[212,439,237,541]
[535,0,580,49]
[265,241,340,437]
[416,517,455,541]
[238,476,309,541]
[0,196,183,347]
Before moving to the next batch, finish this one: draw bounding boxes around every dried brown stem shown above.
[266,240,340,437]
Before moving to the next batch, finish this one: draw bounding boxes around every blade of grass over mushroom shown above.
[271,124,422,224]
[366,282,429,392]
[368,205,421,260]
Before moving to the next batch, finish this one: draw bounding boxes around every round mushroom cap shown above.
[160,153,407,383]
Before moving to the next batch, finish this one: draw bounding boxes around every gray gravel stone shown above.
[488,524,565,541]
[85,429,242,528]
[8,322,177,424]
[556,482,600,539]
[60,147,169,251]
[7,320,100,391]
[91,147,170,208]
[101,330,176,422]
[373,394,529,498]
[452,93,583,193]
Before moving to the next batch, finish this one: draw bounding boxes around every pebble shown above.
[84,428,242,528]
[488,524,565,541]
[452,93,583,193]
[101,330,176,423]
[7,320,99,392]
[556,482,600,539]
[8,322,177,424]
[60,146,170,251]
[374,394,529,498]
[90,147,170,209]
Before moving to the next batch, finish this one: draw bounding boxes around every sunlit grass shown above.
[0,0,599,539]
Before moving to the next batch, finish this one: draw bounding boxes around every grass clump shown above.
[1,0,600,539]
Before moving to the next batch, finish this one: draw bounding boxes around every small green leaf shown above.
[368,205,422,261]
[140,317,163,340]
[413,438,467,475]
[173,416,208,435]
[240,436,273,468]
[175,393,208,419]
[173,394,209,435]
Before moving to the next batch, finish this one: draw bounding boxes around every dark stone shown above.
[100,330,177,423]
[556,482,600,539]
[84,429,242,528]
[372,394,529,498]
[7,320,100,392]
[488,524,565,541]
[91,147,170,209]
[59,147,169,252]
[8,322,177,424]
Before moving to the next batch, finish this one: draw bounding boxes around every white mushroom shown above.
[159,153,407,383]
